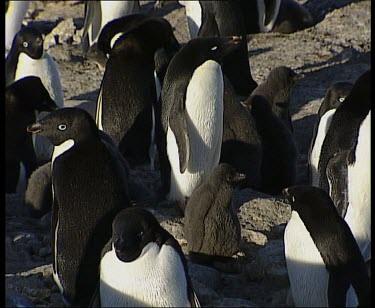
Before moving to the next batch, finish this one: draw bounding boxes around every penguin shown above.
[178,1,202,39]
[157,36,242,207]
[24,161,52,218]
[220,76,263,189]
[198,1,257,97]
[27,107,131,306]
[249,66,300,132]
[5,0,30,55]
[95,207,200,307]
[272,0,314,34]
[184,164,244,263]
[317,71,370,261]
[5,76,58,194]
[6,26,64,163]
[283,185,370,307]
[96,15,179,170]
[308,81,353,186]
[242,94,297,195]
[81,0,141,69]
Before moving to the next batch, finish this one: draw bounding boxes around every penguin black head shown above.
[27,107,99,146]
[98,14,177,59]
[319,82,353,116]
[6,76,58,112]
[111,208,163,262]
[11,26,44,59]
[212,163,246,187]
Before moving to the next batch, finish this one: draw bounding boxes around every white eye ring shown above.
[137,231,144,237]
[58,124,67,131]
[23,41,28,48]
[211,46,218,51]
[338,97,345,103]
[106,53,110,59]
[291,196,295,202]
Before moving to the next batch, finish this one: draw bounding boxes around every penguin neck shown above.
[111,37,155,62]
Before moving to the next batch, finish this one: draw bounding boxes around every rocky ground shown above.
[5,1,370,307]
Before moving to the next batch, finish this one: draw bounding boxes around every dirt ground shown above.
[5,1,370,307]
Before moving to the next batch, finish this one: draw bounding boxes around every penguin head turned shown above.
[111,208,162,262]
[27,107,99,146]
[12,26,44,59]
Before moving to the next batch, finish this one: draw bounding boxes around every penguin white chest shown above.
[15,52,64,107]
[167,60,224,201]
[100,243,190,307]
[309,109,336,186]
[284,211,329,307]
[346,111,371,262]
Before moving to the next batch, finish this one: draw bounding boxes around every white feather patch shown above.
[51,139,75,169]
[95,86,103,131]
[167,60,223,202]
[100,242,191,307]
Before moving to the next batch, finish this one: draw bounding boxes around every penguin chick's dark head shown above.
[111,208,163,262]
[27,107,99,146]
[6,76,58,112]
[98,14,177,58]
[11,26,44,59]
[212,163,247,187]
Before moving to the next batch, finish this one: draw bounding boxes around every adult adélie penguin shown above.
[157,36,242,210]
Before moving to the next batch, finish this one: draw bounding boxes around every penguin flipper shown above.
[326,151,349,217]
[51,197,59,275]
[169,92,190,173]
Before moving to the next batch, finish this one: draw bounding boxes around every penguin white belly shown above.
[15,52,64,107]
[284,211,329,307]
[309,109,336,186]
[345,111,371,262]
[181,1,202,39]
[5,1,30,52]
[167,60,224,201]
[100,243,190,307]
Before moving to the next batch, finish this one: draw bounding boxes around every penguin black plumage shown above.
[283,185,370,307]
[6,76,57,193]
[184,164,244,264]
[243,94,297,195]
[198,1,257,97]
[94,207,200,307]
[220,76,263,189]
[250,66,300,132]
[27,107,131,306]
[96,15,179,169]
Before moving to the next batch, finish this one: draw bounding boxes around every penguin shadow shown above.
[140,1,182,18]
[248,47,273,58]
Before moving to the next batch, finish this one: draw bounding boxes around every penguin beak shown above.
[27,123,43,134]
[229,36,242,45]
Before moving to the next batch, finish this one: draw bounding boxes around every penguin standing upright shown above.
[184,164,245,263]
[94,207,200,307]
[308,81,353,186]
[81,0,140,69]
[250,66,300,132]
[178,1,202,39]
[283,185,370,307]
[5,0,30,55]
[27,108,130,306]
[6,76,57,194]
[243,94,297,194]
[157,36,241,206]
[96,15,179,170]
[198,1,257,97]
[220,76,263,189]
[317,70,371,264]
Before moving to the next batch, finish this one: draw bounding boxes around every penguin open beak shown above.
[27,123,43,134]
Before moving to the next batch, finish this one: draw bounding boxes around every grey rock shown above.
[191,279,220,306]
[45,18,76,48]
[6,289,35,308]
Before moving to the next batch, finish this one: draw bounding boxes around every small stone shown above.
[242,229,268,246]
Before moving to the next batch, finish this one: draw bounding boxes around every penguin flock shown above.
[5,1,371,307]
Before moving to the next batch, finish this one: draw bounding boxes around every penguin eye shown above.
[291,196,296,202]
[137,231,144,238]
[23,41,29,48]
[106,53,110,59]
[211,46,218,51]
[58,124,67,131]
[338,97,345,103]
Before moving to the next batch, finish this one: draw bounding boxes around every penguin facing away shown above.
[96,15,178,170]
[97,207,200,307]
[250,66,300,132]
[81,0,141,69]
[283,185,370,307]
[308,81,353,186]
[157,36,242,205]
[5,0,30,55]
[5,76,58,194]
[27,108,130,306]
[184,164,245,263]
